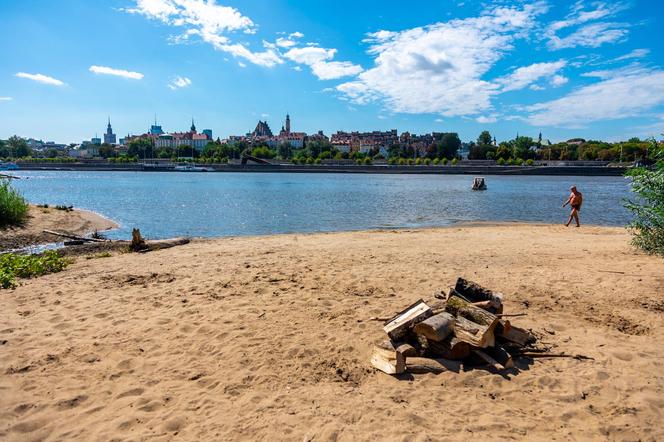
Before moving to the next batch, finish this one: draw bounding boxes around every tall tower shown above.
[190,118,196,133]
[285,113,291,134]
[104,117,117,144]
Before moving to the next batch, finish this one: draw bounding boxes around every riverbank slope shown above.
[0,205,118,251]
[1,224,662,441]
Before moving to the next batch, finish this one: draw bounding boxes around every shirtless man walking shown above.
[563,186,583,227]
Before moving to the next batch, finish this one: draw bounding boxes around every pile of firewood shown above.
[371,278,540,375]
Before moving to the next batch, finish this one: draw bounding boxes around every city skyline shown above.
[1,0,664,144]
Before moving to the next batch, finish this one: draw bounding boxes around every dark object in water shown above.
[64,240,85,246]
[472,177,487,191]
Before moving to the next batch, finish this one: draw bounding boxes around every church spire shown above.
[190,118,196,133]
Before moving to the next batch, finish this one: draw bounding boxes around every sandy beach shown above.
[0,205,118,251]
[1,224,663,441]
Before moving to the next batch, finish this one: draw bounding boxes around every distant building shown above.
[149,117,164,136]
[331,129,398,153]
[202,129,213,140]
[104,118,117,144]
[91,136,101,145]
[152,119,212,151]
[252,120,273,138]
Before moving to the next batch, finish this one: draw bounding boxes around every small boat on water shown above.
[173,163,214,172]
[0,161,19,171]
[472,177,487,191]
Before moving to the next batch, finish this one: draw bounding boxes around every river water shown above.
[9,171,632,239]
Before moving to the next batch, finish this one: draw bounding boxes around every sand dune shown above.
[1,224,663,441]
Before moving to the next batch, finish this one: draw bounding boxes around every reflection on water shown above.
[11,171,631,239]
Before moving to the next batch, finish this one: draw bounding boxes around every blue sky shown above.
[1,0,663,144]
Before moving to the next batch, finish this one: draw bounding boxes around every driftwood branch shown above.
[43,230,107,243]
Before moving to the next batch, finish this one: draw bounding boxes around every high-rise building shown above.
[149,116,164,135]
[285,113,291,134]
[104,117,117,144]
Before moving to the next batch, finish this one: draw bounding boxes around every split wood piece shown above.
[484,345,515,369]
[428,336,471,360]
[406,357,461,374]
[454,277,495,303]
[43,230,107,243]
[497,324,536,347]
[383,299,433,340]
[453,315,495,348]
[413,312,455,342]
[472,349,504,371]
[371,340,418,375]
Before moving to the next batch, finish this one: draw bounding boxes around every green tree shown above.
[127,137,153,159]
[434,133,461,159]
[624,138,664,255]
[7,136,31,158]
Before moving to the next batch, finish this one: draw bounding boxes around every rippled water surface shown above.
[10,171,631,239]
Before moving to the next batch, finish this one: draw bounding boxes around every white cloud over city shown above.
[168,76,192,90]
[89,65,144,80]
[15,72,65,86]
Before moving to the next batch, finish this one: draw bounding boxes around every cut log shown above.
[485,345,515,369]
[472,349,504,370]
[453,315,495,348]
[413,312,455,342]
[383,299,433,340]
[445,292,499,327]
[141,237,190,253]
[370,340,417,375]
[454,278,494,303]
[428,336,471,360]
[497,325,536,347]
[406,357,461,374]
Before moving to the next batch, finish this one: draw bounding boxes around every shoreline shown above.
[15,163,628,176]
[0,205,118,252]
[2,223,661,440]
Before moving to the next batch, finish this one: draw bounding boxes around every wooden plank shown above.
[485,345,515,369]
[454,278,494,303]
[472,349,504,371]
[371,345,405,375]
[497,325,535,347]
[453,315,495,348]
[383,299,433,340]
[413,312,455,342]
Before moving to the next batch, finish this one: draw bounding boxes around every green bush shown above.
[398,158,406,165]
[0,251,70,289]
[314,158,322,165]
[506,158,513,165]
[0,179,29,228]
[451,158,458,166]
[407,158,415,165]
[514,158,524,166]
[363,157,372,165]
[424,158,431,165]
[441,158,448,165]
[306,157,314,165]
[433,158,440,165]
[526,159,534,166]
[625,141,664,255]
[387,157,396,165]
[497,158,505,165]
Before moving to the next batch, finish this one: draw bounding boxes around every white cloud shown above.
[497,60,566,92]
[550,74,569,87]
[435,118,444,123]
[546,2,629,50]
[15,72,64,86]
[0,97,12,101]
[289,31,304,39]
[476,115,497,123]
[529,84,545,91]
[168,76,192,90]
[284,46,363,80]
[125,0,283,67]
[337,2,547,116]
[614,48,650,62]
[89,65,144,80]
[275,37,297,48]
[526,67,664,127]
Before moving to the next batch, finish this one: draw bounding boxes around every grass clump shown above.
[0,251,70,289]
[0,179,29,228]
